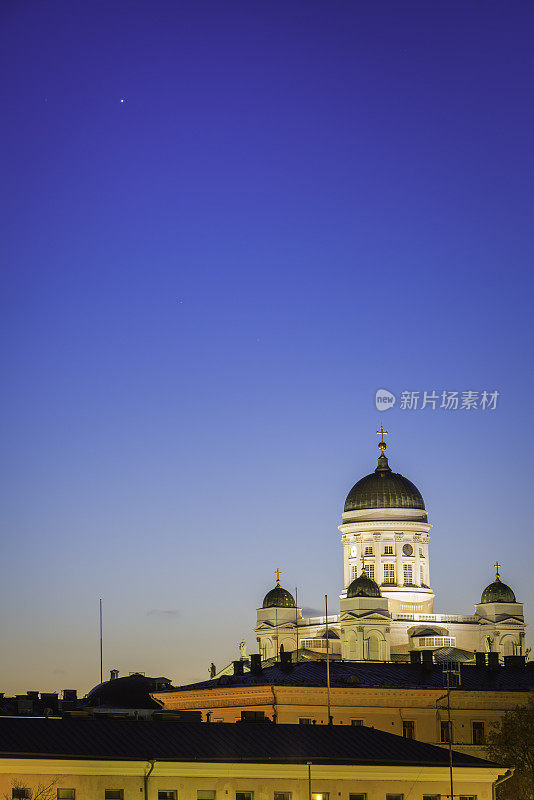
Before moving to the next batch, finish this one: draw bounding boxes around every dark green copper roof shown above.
[263,584,296,608]
[347,573,382,598]
[344,453,425,513]
[480,576,516,604]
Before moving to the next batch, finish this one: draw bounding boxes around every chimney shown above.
[409,650,422,665]
[475,652,486,667]
[62,689,77,702]
[233,660,244,677]
[280,650,293,672]
[110,669,119,681]
[487,652,499,670]
[421,649,434,670]
[504,655,526,668]
[250,654,262,674]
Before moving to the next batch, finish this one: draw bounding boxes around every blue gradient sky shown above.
[1,0,534,695]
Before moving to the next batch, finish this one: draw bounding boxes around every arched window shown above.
[348,630,358,660]
[502,636,517,656]
[368,634,380,660]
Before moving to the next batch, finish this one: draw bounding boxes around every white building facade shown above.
[255,435,526,663]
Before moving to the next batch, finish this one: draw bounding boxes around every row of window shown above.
[10,792,478,800]
[350,564,425,585]
[359,546,425,557]
[440,720,485,744]
[301,639,329,650]
[418,637,456,648]
[300,718,486,744]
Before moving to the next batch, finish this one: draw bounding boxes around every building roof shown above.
[263,584,296,608]
[158,659,534,694]
[481,575,517,604]
[347,572,382,598]
[85,673,172,709]
[0,717,498,768]
[344,453,425,513]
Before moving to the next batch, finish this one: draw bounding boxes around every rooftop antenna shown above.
[295,587,299,662]
[325,594,331,724]
[439,660,461,798]
[99,598,103,685]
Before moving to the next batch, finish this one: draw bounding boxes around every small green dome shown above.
[263,584,296,608]
[345,454,425,513]
[347,573,382,598]
[480,576,516,604]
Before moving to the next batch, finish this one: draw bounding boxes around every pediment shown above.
[341,610,389,621]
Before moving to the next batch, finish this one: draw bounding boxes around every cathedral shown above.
[255,430,526,664]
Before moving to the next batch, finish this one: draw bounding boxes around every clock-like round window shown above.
[402,543,413,556]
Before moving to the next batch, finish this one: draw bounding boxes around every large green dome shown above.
[345,453,425,513]
[263,583,296,608]
[480,575,516,604]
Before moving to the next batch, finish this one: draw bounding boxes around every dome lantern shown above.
[344,431,425,513]
[480,562,517,604]
[262,568,296,608]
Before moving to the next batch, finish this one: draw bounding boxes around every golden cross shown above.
[494,561,501,579]
[361,554,366,575]
[376,426,388,453]
[275,568,282,586]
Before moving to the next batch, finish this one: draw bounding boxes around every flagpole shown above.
[325,594,331,724]
[99,598,103,685]
[295,587,299,662]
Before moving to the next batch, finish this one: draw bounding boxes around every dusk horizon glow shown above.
[1,0,534,696]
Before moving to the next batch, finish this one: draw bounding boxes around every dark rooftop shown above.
[0,717,497,768]
[158,659,534,693]
[85,673,172,709]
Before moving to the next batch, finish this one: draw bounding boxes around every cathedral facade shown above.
[255,432,526,664]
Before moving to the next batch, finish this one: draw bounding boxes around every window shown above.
[274,794,291,800]
[419,637,456,648]
[423,796,441,800]
[105,793,124,800]
[311,794,329,800]
[351,565,358,581]
[419,547,424,557]
[236,794,253,800]
[386,795,404,800]
[403,563,413,585]
[159,793,177,800]
[459,797,477,800]
[302,639,329,650]
[349,795,367,800]
[440,720,452,743]
[472,721,485,745]
[12,791,30,800]
[198,794,216,800]
[384,545,393,555]
[364,546,373,555]
[368,635,379,660]
[299,717,313,724]
[241,710,265,721]
[383,564,395,584]
[351,719,363,726]
[57,792,75,800]
[402,720,415,739]
[366,564,375,580]
[420,566,424,584]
